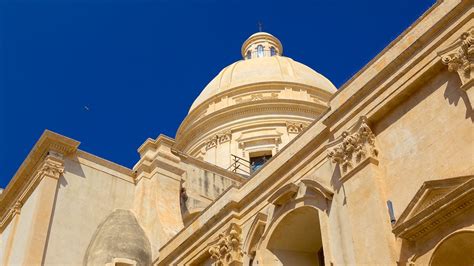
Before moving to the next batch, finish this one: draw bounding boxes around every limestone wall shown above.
[0,218,12,262]
[375,71,474,218]
[42,151,135,265]
[3,185,41,265]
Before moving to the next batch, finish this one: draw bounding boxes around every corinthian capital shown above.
[39,152,65,179]
[208,223,243,266]
[327,116,378,178]
[438,27,473,92]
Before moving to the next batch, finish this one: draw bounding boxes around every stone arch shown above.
[242,213,267,265]
[256,179,332,266]
[258,204,326,265]
[429,230,474,266]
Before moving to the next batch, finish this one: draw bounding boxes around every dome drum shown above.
[176,99,326,168]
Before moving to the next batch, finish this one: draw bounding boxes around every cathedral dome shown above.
[189,32,336,112]
[176,31,336,170]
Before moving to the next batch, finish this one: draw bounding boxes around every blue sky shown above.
[0,0,434,188]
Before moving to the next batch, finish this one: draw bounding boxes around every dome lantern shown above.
[241,32,283,59]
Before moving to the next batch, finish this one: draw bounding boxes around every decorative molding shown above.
[393,176,474,241]
[286,121,308,134]
[10,201,22,216]
[327,116,378,176]
[206,136,219,150]
[438,27,473,91]
[205,131,232,150]
[186,83,331,121]
[0,130,77,231]
[234,92,279,104]
[219,131,232,144]
[39,151,65,179]
[208,223,243,266]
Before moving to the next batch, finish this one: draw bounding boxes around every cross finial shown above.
[258,21,263,32]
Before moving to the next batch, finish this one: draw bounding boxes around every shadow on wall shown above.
[61,156,87,188]
[329,159,348,206]
[443,73,473,122]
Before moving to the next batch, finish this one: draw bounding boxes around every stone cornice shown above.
[324,0,470,130]
[184,82,333,127]
[182,95,327,134]
[134,135,183,182]
[137,134,176,156]
[0,130,79,230]
[75,150,134,182]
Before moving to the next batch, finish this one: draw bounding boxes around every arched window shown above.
[270,46,277,56]
[257,45,264,58]
[246,50,252,59]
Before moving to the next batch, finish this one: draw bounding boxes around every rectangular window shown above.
[250,152,272,173]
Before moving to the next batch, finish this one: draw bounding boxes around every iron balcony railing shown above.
[227,154,251,176]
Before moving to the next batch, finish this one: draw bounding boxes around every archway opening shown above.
[430,231,474,266]
[267,207,325,266]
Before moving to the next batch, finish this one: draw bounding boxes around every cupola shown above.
[241,32,283,59]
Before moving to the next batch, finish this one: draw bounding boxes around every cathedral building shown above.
[1,0,473,265]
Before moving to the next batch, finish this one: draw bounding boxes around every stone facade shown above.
[0,1,473,265]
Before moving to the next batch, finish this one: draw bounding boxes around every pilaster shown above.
[23,151,65,265]
[327,116,396,264]
[2,202,22,265]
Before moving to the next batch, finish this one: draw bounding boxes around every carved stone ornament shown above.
[438,27,473,91]
[219,132,232,144]
[327,116,378,174]
[10,201,22,216]
[205,132,232,150]
[286,121,307,134]
[206,136,218,150]
[39,152,65,179]
[208,223,243,266]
